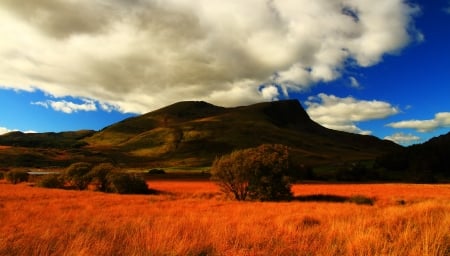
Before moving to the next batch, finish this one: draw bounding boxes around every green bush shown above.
[63,162,93,190]
[0,171,4,180]
[5,170,29,184]
[106,173,149,194]
[211,144,293,201]
[37,174,65,189]
[87,163,116,192]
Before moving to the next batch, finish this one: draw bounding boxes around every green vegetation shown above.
[37,162,150,194]
[5,170,29,184]
[211,144,293,201]
[105,172,149,194]
[63,162,93,190]
[88,163,117,192]
[37,174,65,189]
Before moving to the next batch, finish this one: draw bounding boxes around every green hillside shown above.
[0,100,402,169]
[83,100,400,167]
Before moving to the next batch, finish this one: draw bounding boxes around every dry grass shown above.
[1,181,449,255]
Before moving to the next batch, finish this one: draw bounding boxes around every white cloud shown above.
[0,0,421,113]
[99,102,120,113]
[260,85,279,101]
[32,99,97,114]
[305,93,399,134]
[349,77,361,88]
[0,127,13,135]
[384,132,420,145]
[0,127,36,135]
[387,112,450,132]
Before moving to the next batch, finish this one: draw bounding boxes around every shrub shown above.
[37,174,65,189]
[348,195,375,205]
[63,162,93,190]
[106,173,149,194]
[148,169,166,175]
[0,171,4,180]
[88,163,116,192]
[211,144,293,201]
[5,170,29,184]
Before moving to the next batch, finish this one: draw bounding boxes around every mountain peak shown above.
[260,100,313,127]
[150,101,226,120]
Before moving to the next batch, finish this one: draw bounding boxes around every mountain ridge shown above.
[82,99,400,167]
[0,99,401,169]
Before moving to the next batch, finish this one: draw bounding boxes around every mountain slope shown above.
[84,100,400,167]
[376,131,450,181]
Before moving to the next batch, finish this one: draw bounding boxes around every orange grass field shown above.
[1,180,449,256]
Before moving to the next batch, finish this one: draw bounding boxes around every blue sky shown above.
[0,0,449,145]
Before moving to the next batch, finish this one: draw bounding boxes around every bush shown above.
[106,173,149,194]
[5,170,29,184]
[63,162,93,190]
[348,195,375,205]
[37,174,65,189]
[0,171,4,180]
[148,169,166,175]
[211,144,293,201]
[88,163,116,192]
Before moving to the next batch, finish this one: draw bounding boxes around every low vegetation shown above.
[37,174,65,189]
[0,182,449,255]
[5,170,28,184]
[211,144,293,201]
[36,162,150,194]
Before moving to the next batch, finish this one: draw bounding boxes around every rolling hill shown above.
[0,100,401,169]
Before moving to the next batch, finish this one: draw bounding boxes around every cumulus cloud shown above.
[32,99,97,114]
[387,112,450,132]
[384,132,420,145]
[305,93,399,134]
[0,0,421,113]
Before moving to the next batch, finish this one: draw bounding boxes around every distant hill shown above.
[0,130,94,148]
[376,131,450,181]
[0,100,401,169]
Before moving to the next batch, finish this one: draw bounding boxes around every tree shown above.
[211,149,251,200]
[211,144,293,201]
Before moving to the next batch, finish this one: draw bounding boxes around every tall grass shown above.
[0,181,449,255]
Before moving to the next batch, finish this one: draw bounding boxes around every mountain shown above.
[0,100,400,169]
[83,100,400,167]
[375,131,450,181]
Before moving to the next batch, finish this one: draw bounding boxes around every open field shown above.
[0,181,449,255]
